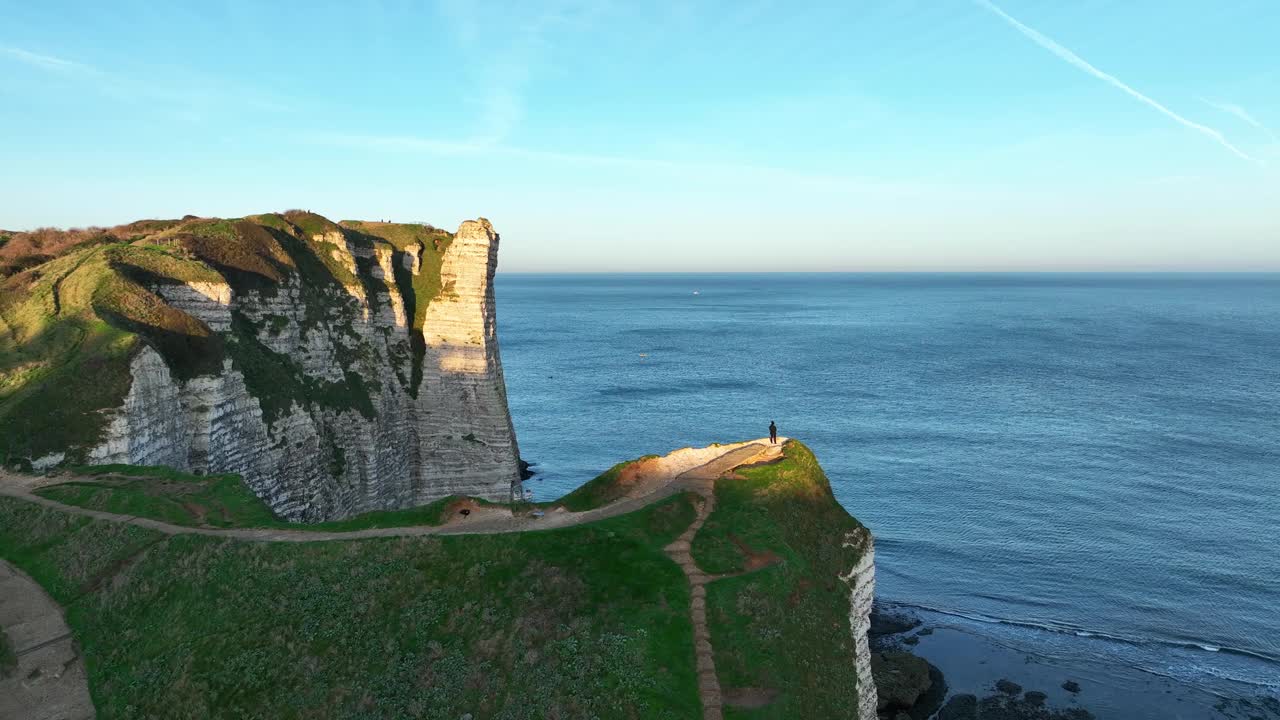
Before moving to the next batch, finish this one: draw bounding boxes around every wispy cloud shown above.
[432,0,609,149]
[973,0,1259,164]
[432,2,543,148]
[307,130,933,199]
[312,132,493,156]
[1199,97,1278,143]
[0,42,289,116]
[312,131,688,170]
[0,45,100,75]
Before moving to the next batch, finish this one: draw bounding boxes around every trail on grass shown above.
[663,441,786,720]
[0,437,787,720]
[0,439,782,543]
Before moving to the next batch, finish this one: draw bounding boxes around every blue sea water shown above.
[495,273,1280,707]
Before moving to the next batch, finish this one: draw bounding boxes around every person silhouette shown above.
[769,421,778,444]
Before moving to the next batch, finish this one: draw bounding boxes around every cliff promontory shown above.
[0,212,522,520]
[0,438,878,719]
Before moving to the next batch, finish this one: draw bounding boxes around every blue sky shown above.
[2,0,1277,271]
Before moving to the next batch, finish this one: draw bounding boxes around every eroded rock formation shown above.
[61,214,522,521]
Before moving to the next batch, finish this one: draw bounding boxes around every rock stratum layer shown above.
[0,212,522,520]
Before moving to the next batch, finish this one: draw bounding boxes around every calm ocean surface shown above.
[495,273,1280,704]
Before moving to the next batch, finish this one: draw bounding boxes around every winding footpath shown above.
[0,438,786,720]
[662,442,783,720]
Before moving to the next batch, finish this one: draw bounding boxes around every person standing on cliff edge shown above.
[769,421,778,444]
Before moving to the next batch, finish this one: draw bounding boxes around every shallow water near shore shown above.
[906,621,1219,719]
[496,272,1280,716]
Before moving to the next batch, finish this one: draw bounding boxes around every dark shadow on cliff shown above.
[92,282,226,380]
[390,247,426,397]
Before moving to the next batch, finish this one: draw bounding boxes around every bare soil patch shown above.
[723,686,780,709]
[729,533,782,573]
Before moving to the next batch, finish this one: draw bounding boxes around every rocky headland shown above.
[0,438,881,719]
[2,216,886,717]
[0,213,521,520]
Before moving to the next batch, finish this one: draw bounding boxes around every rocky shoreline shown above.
[867,603,1280,720]
[869,604,1096,720]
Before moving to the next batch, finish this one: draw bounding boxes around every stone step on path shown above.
[666,487,723,720]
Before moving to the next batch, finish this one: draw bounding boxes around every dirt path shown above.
[0,560,95,720]
[663,441,785,720]
[0,439,784,543]
[48,246,102,318]
[0,437,788,720]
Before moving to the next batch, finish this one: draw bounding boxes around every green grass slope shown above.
[555,455,659,512]
[0,492,701,719]
[33,464,480,532]
[35,465,283,528]
[691,440,867,719]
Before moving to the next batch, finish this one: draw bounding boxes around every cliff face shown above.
[0,213,522,521]
[842,527,880,720]
[415,220,523,499]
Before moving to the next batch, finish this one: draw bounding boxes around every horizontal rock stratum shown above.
[0,212,523,520]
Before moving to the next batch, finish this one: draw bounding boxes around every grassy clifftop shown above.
[32,463,491,532]
[693,442,867,719]
[0,492,703,719]
[0,441,870,719]
[0,212,453,464]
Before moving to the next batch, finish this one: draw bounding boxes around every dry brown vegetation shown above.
[0,219,187,278]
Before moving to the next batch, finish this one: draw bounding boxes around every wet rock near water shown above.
[995,679,1022,695]
[866,606,1099,720]
[938,694,978,720]
[869,605,928,652]
[913,662,949,720]
[870,605,923,638]
[873,651,947,720]
[1214,696,1280,720]
[936,686,1096,720]
[518,459,537,481]
[874,651,932,712]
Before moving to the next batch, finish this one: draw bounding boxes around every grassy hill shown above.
[0,441,870,719]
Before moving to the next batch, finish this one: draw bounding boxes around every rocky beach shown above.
[868,603,1280,720]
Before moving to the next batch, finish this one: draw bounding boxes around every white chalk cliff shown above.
[84,218,522,521]
[842,527,880,720]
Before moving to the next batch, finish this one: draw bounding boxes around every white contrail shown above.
[1199,97,1278,142]
[974,0,1258,163]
